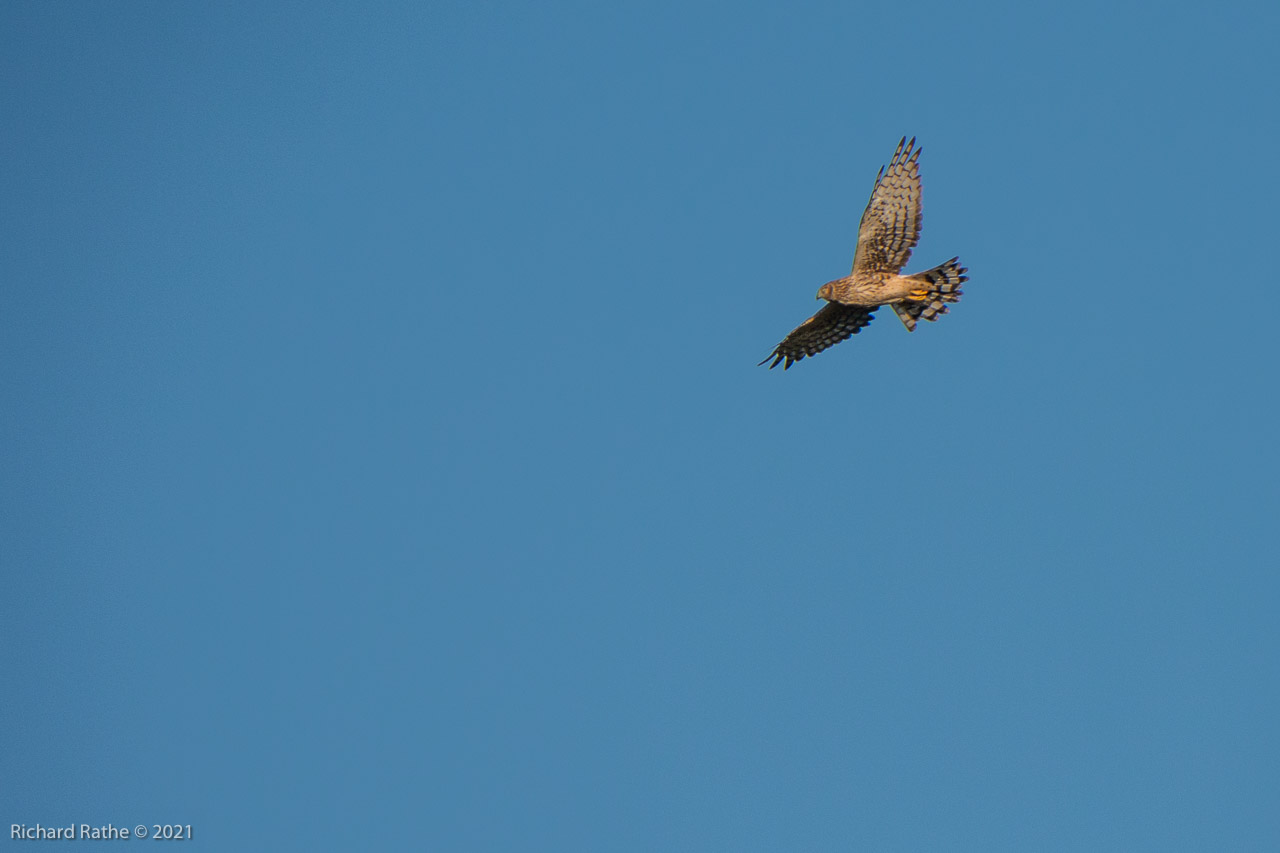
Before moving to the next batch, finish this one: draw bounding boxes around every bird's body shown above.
[820,272,927,306]
[761,137,969,370]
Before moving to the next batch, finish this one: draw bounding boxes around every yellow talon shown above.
[907,289,929,301]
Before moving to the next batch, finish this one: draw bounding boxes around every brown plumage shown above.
[761,137,969,370]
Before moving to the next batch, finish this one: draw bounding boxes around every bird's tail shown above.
[893,257,968,331]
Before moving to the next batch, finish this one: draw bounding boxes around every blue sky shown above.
[3,1,1278,849]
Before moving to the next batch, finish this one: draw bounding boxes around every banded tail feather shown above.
[893,257,967,331]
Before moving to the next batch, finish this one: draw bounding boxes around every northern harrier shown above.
[761,137,968,370]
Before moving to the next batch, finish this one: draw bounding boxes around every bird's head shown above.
[816,282,835,301]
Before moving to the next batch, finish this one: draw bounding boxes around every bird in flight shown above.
[761,137,968,370]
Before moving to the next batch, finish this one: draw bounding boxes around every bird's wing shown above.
[760,303,877,370]
[850,137,923,276]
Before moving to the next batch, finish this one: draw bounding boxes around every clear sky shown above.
[3,1,1278,849]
